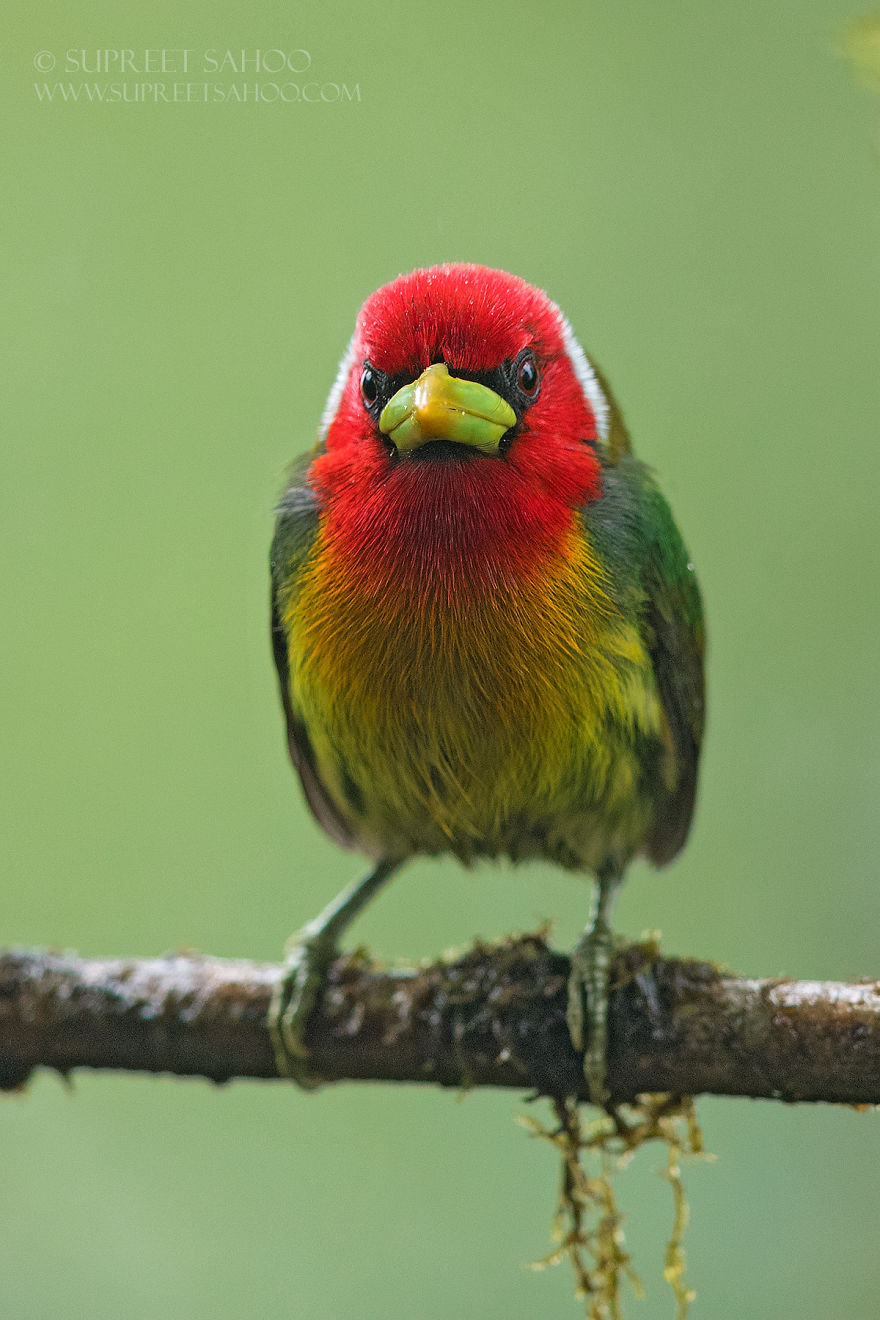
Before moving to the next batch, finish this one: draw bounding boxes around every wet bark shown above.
[2,937,879,1104]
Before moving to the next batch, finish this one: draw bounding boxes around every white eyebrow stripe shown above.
[554,306,610,445]
[317,334,356,442]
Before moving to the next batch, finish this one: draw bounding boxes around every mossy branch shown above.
[1,936,879,1103]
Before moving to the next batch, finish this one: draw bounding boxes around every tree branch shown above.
[1,937,878,1103]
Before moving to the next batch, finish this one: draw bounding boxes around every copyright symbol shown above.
[33,51,55,72]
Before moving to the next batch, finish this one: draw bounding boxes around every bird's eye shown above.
[361,366,379,407]
[516,352,540,398]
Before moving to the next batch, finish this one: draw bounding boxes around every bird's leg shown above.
[267,858,401,1087]
[567,861,624,1108]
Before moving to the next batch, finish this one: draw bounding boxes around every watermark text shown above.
[30,47,361,105]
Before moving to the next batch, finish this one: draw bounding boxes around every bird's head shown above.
[310,265,614,584]
[320,263,610,465]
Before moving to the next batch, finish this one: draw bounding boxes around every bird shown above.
[267,263,705,1104]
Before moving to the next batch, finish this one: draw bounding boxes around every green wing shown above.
[270,452,361,850]
[587,452,706,866]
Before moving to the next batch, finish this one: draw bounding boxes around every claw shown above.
[266,859,401,1087]
[567,863,624,1108]
[567,927,613,1107]
[268,934,336,1088]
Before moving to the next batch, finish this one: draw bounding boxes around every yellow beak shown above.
[378,363,517,455]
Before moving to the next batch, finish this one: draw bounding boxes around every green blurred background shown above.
[3,0,880,1315]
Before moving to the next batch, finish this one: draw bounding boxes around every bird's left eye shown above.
[361,366,380,406]
[516,351,540,398]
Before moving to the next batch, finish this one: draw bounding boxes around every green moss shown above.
[522,1094,707,1319]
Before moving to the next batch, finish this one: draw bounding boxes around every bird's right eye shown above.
[361,366,380,407]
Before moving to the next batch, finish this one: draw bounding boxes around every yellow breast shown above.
[282,521,666,867]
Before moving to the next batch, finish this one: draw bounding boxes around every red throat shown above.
[310,439,602,600]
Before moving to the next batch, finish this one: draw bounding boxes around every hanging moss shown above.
[522,1092,707,1319]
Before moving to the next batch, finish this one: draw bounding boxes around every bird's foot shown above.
[566,920,615,1109]
[266,860,402,1086]
[267,930,337,1088]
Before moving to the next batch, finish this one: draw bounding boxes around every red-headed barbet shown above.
[268,264,705,1104]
